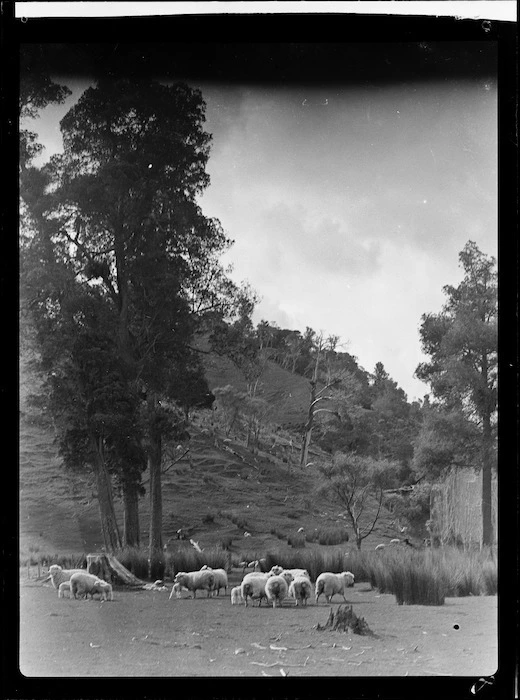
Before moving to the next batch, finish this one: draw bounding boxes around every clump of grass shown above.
[306,527,350,545]
[219,536,234,550]
[230,514,249,530]
[287,533,306,549]
[115,546,149,579]
[202,511,216,525]
[481,560,498,595]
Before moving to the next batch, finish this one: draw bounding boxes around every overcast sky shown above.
[24,47,497,402]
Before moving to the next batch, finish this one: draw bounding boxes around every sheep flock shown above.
[47,562,357,611]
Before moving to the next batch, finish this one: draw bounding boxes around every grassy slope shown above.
[19,349,398,558]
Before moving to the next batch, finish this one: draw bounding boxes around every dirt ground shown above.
[19,573,497,678]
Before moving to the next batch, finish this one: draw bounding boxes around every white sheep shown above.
[390,538,401,545]
[58,581,71,598]
[268,565,284,576]
[265,574,289,608]
[70,572,113,601]
[280,568,311,583]
[288,575,313,606]
[46,564,86,590]
[169,582,190,599]
[375,543,386,551]
[315,571,355,604]
[240,572,269,607]
[173,570,215,598]
[230,586,244,605]
[200,566,228,596]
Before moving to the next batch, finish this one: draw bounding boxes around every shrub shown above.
[202,511,216,525]
[219,536,234,550]
[287,533,306,549]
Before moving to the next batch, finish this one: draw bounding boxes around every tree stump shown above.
[86,553,146,587]
[316,605,375,636]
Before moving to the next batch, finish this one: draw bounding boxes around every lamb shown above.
[46,564,86,590]
[240,572,270,607]
[58,581,71,598]
[169,582,190,599]
[315,571,355,604]
[265,574,289,608]
[200,566,228,596]
[173,570,215,598]
[230,586,244,605]
[69,572,113,601]
[288,575,313,606]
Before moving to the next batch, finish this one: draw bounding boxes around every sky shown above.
[23,44,498,403]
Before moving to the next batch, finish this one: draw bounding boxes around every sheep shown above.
[279,568,311,583]
[169,582,190,599]
[265,574,289,608]
[70,572,113,601]
[58,581,71,598]
[200,566,228,596]
[315,571,355,605]
[268,565,284,576]
[288,575,313,606]
[240,572,270,607]
[390,538,401,545]
[375,543,386,551]
[173,570,215,598]
[230,586,244,605]
[46,564,87,590]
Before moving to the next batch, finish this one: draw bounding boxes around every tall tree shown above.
[22,77,235,554]
[416,241,497,546]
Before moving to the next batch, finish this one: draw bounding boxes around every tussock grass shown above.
[263,545,497,605]
[305,527,350,546]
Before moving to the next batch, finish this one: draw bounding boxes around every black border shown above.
[4,3,518,700]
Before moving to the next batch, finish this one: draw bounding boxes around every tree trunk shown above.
[87,552,146,586]
[91,436,122,552]
[300,379,317,469]
[122,479,140,547]
[481,412,493,547]
[147,399,163,561]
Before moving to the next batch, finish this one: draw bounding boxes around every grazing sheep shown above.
[288,575,313,606]
[240,572,269,607]
[390,538,401,545]
[200,566,228,596]
[315,571,355,605]
[265,574,289,608]
[173,570,215,598]
[375,543,386,551]
[47,564,86,590]
[70,572,113,601]
[58,581,71,598]
[230,586,244,605]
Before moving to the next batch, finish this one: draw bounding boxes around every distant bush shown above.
[287,533,306,549]
[305,527,350,545]
[219,536,234,550]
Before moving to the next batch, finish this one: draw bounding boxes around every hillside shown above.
[19,349,399,558]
